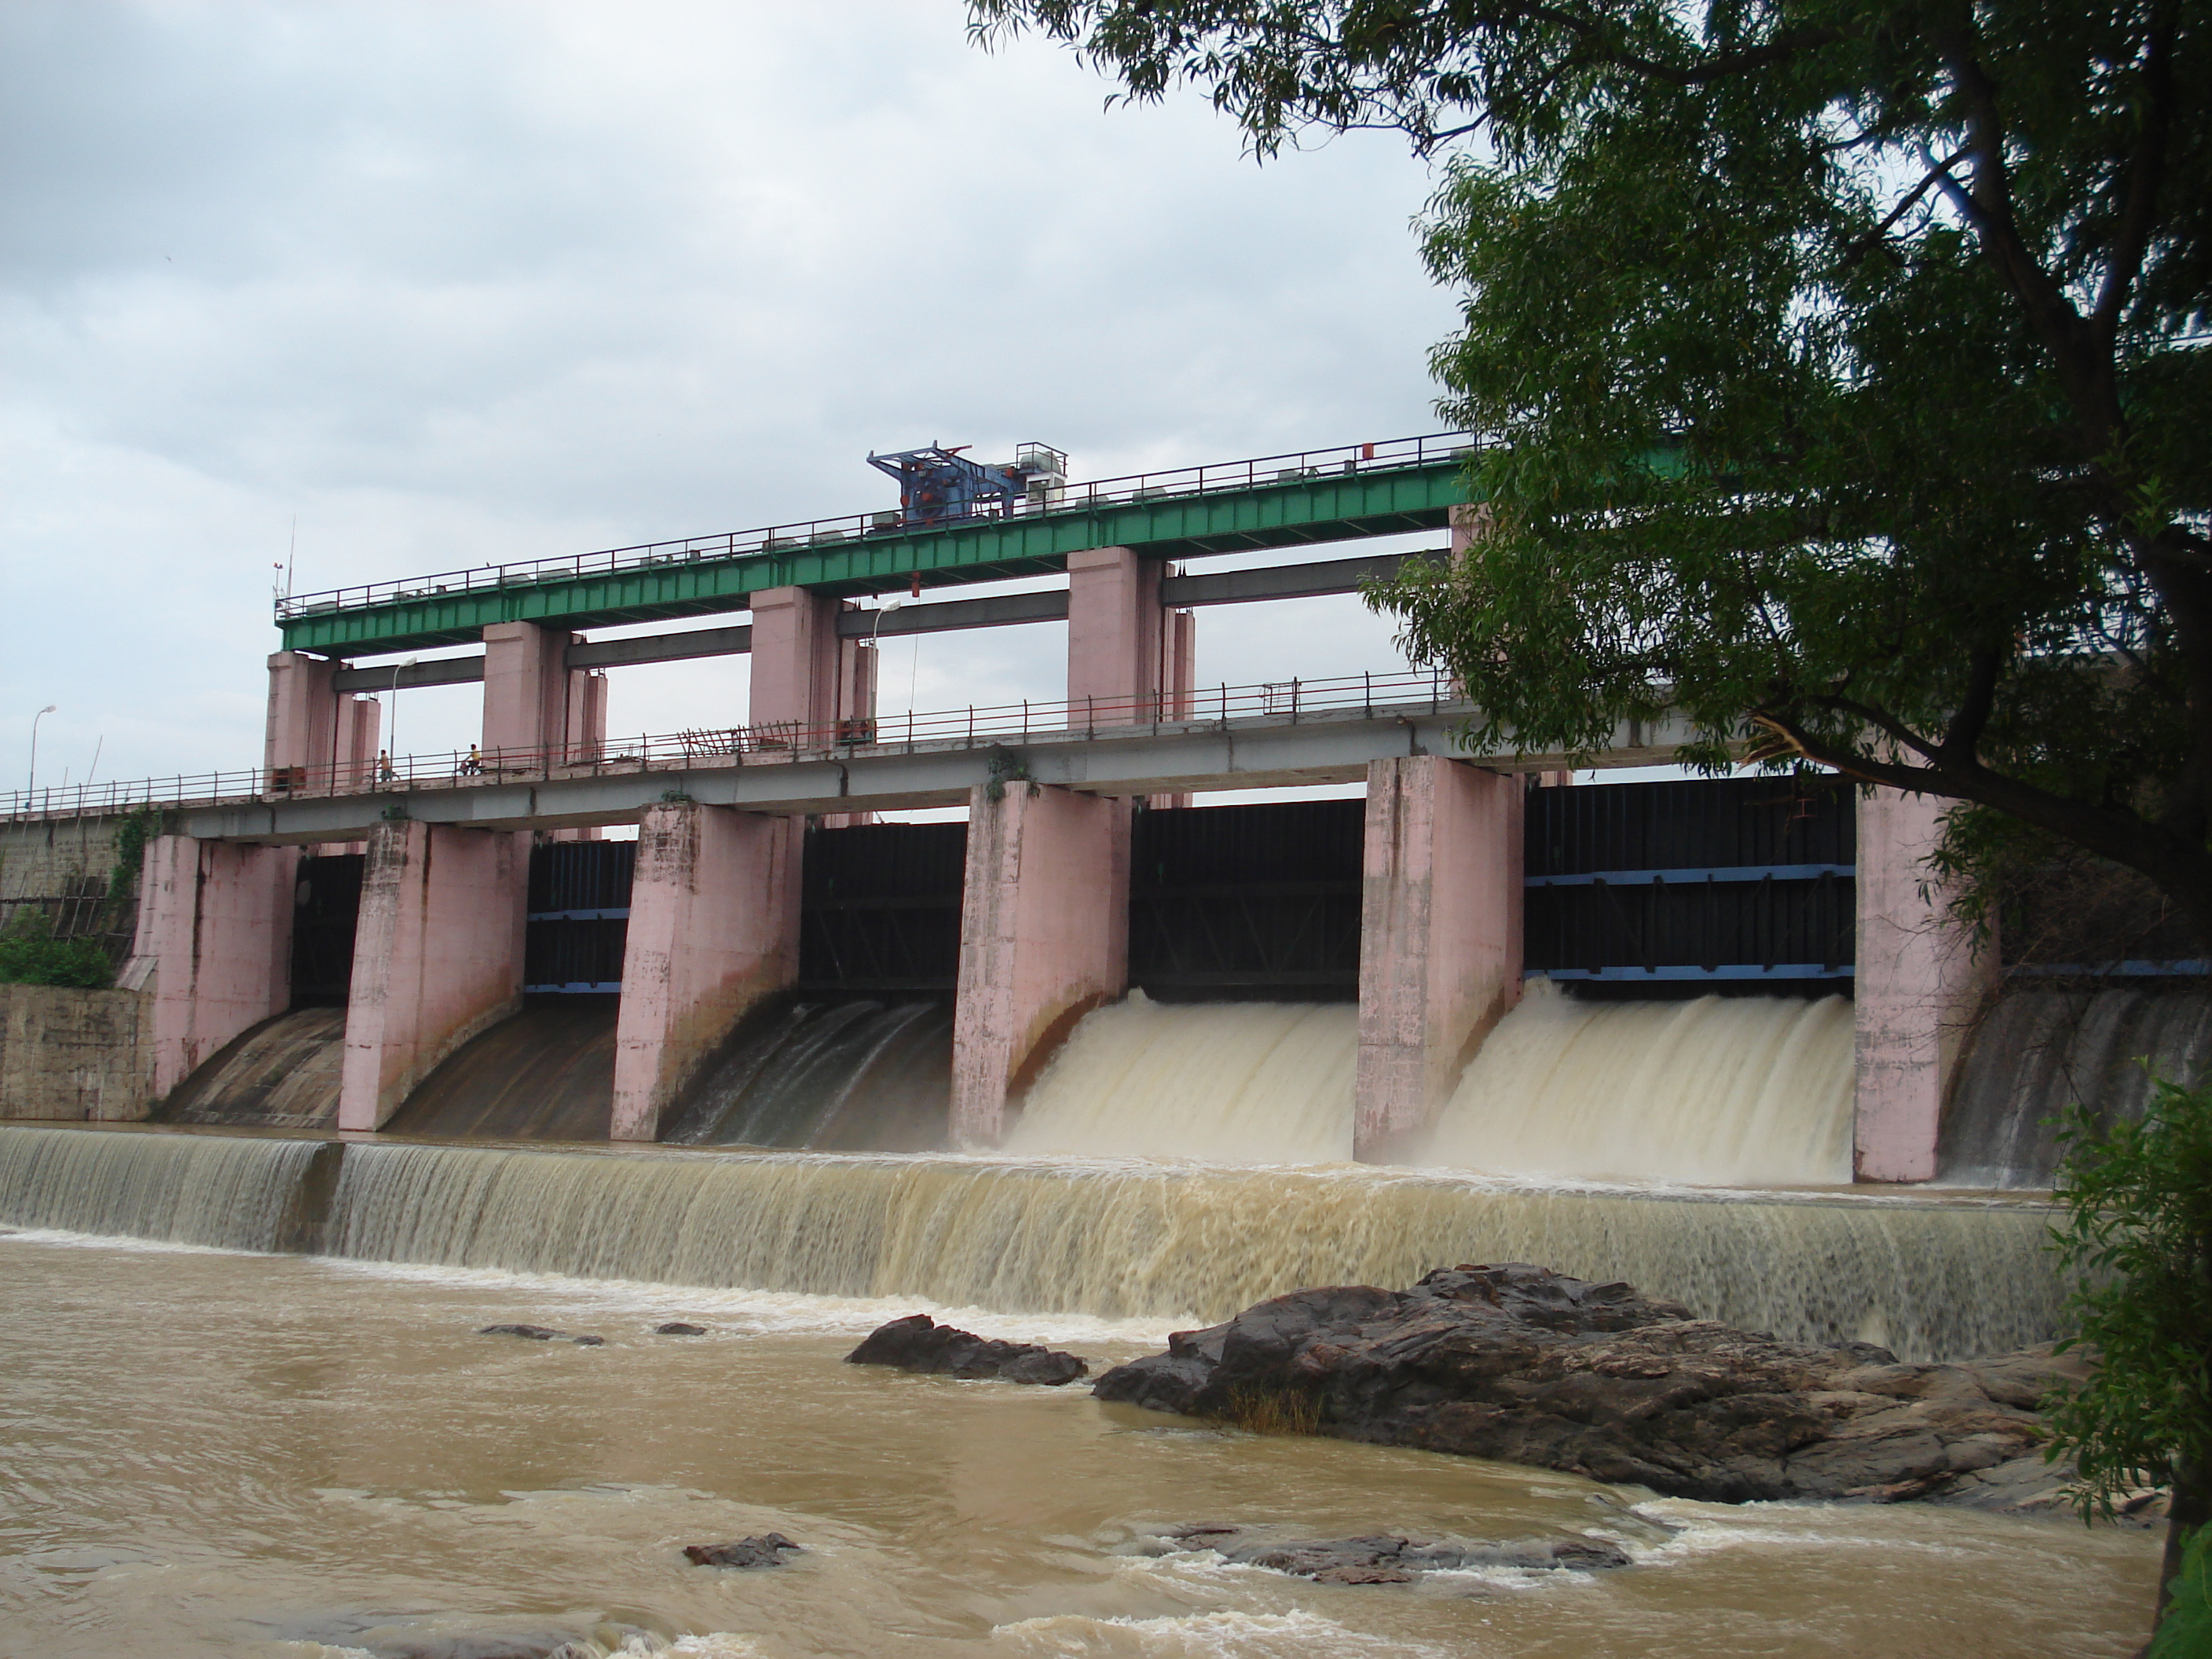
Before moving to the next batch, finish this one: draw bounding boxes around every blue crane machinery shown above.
[866,441,1068,527]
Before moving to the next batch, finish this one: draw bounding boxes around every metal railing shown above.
[274,432,1478,621]
[0,666,1463,823]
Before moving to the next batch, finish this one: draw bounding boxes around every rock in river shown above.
[477,1324,603,1346]
[1092,1262,2089,1507]
[685,1533,803,1568]
[847,1314,1089,1385]
[1141,1523,1631,1585]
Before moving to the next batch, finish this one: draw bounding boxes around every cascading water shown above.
[0,1126,333,1252]
[1421,982,1855,1186]
[1942,986,2212,1187]
[0,1124,2059,1361]
[1004,992,1357,1163]
[155,1006,347,1129]
[662,998,952,1152]
[381,999,620,1140]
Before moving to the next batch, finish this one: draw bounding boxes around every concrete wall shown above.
[1355,756,1523,1158]
[950,782,1130,1147]
[141,834,299,1099]
[611,803,800,1141]
[0,814,126,907]
[1854,787,2000,1182]
[338,820,528,1131]
[0,984,152,1121]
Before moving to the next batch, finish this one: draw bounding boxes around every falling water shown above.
[1942,986,2212,1187]
[0,1126,331,1252]
[0,1125,2060,1361]
[155,1006,347,1129]
[382,999,620,1140]
[1005,992,1357,1163]
[662,998,953,1152]
[1423,983,1855,1186]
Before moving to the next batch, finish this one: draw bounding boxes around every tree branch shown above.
[2093,0,2178,337]
[1840,148,1970,269]
[1939,645,2005,766]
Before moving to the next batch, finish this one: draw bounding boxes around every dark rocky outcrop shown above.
[1139,1524,1631,1585]
[846,1314,1089,1386]
[371,1639,595,1659]
[1092,1263,2092,1507]
[684,1533,802,1569]
[477,1324,603,1346]
[654,1322,707,1336]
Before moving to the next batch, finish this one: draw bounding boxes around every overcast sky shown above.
[2,0,1463,797]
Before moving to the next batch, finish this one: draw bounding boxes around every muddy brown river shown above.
[0,1226,2162,1657]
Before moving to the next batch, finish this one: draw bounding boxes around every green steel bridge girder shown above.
[277,460,1476,657]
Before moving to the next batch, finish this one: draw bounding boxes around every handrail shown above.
[274,432,1478,622]
[0,666,1461,823]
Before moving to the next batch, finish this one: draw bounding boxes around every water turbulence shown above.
[380,998,619,1141]
[1943,986,2212,1187]
[154,1006,347,1130]
[1423,982,1855,1187]
[661,998,952,1152]
[1005,991,1357,1163]
[0,1124,2057,1362]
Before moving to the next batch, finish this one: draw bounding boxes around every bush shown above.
[2150,1524,2210,1657]
[0,912,114,988]
[2047,1072,2212,1635]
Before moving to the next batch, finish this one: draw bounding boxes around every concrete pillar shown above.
[337,820,528,1131]
[610,804,800,1141]
[139,835,300,1098]
[748,586,842,739]
[1449,502,1492,555]
[568,670,608,763]
[482,621,588,764]
[950,782,1130,1148]
[1067,546,1164,723]
[265,651,342,783]
[1854,788,1999,1182]
[335,694,382,789]
[1354,756,1523,1159]
[751,585,876,823]
[1152,607,1198,808]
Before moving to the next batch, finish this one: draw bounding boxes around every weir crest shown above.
[0,1124,2060,1364]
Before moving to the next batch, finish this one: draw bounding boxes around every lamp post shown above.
[386,658,418,771]
[27,705,56,793]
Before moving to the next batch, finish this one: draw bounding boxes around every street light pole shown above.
[386,658,417,770]
[27,705,56,793]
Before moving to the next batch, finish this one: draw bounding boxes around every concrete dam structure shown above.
[5,428,2203,1379]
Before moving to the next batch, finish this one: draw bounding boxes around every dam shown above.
[5,427,2203,1313]
[0,428,2187,1658]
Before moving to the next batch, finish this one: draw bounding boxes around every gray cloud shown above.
[1,0,1459,789]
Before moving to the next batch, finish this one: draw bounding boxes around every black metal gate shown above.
[1522,777,1855,992]
[798,822,967,994]
[1128,800,1363,1000]
[290,853,363,1005]
[524,840,635,993]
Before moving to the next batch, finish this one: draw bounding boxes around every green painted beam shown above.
[279,459,1474,657]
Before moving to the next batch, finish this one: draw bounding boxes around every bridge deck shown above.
[276,434,1475,657]
[174,705,1702,844]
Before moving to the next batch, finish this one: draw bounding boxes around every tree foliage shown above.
[970,0,2212,943]
[2151,1520,2212,1656]
[2047,1071,2212,1625]
[0,910,114,989]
